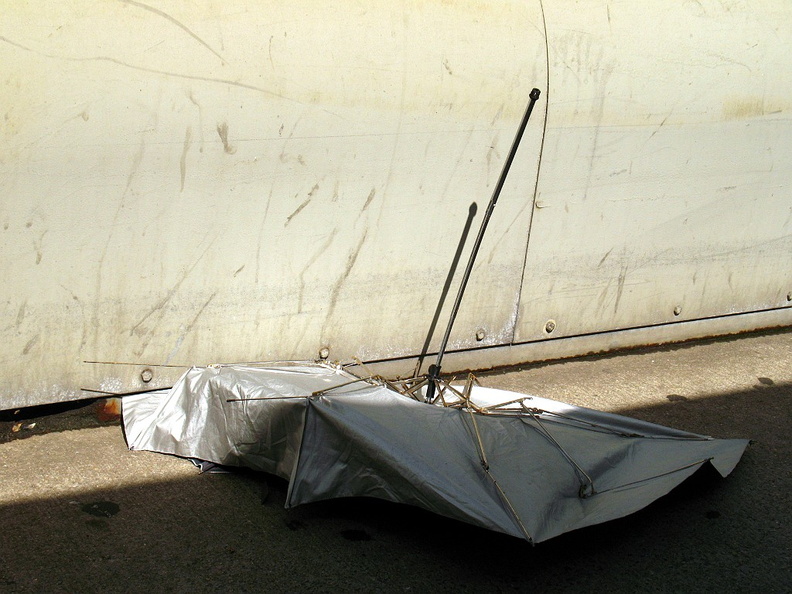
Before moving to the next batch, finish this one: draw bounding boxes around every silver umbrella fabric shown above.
[123,362,747,543]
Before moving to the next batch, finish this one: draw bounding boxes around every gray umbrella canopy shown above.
[123,362,747,544]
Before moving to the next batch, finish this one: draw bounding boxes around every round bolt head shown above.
[544,320,556,334]
[475,329,486,341]
[140,368,153,383]
[673,306,682,316]
[319,347,330,360]
[787,292,792,302]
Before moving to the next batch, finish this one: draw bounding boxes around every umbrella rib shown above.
[467,409,490,469]
[481,401,706,441]
[310,377,377,396]
[226,377,384,402]
[461,410,534,544]
[480,396,537,411]
[226,395,310,402]
[485,468,535,545]
[389,377,431,401]
[523,410,714,441]
[521,404,596,497]
[81,386,172,397]
[525,410,647,438]
[213,360,327,370]
[591,458,713,496]
[437,378,487,412]
[533,409,648,437]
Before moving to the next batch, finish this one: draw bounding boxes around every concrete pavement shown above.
[0,328,790,592]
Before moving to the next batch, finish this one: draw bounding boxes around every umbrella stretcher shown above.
[123,362,748,544]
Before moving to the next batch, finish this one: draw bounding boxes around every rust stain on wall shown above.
[216,122,236,154]
[722,96,787,121]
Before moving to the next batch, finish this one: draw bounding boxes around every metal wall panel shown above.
[2,2,790,409]
[514,1,792,343]
[1,1,546,406]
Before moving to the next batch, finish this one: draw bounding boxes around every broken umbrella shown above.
[121,88,748,544]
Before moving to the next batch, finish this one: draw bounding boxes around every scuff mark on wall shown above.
[0,35,290,101]
[723,96,787,120]
[645,112,672,144]
[254,190,273,285]
[216,122,236,154]
[487,199,529,265]
[285,197,311,226]
[179,126,192,191]
[187,91,205,153]
[489,103,504,126]
[614,264,628,314]
[33,231,47,266]
[485,133,500,183]
[598,248,613,268]
[22,334,39,355]
[91,125,152,359]
[321,230,369,338]
[59,284,88,351]
[16,301,26,329]
[361,187,376,212]
[119,0,227,65]
[128,234,218,351]
[298,230,338,313]
[164,291,218,364]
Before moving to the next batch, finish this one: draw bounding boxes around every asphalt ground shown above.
[0,328,790,593]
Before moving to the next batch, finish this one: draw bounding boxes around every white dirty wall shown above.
[1,1,790,408]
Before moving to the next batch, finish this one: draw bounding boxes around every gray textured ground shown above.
[0,329,790,593]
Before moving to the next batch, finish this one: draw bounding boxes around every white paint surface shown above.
[0,1,790,407]
[514,1,792,342]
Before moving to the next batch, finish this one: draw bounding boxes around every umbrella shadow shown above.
[0,381,788,591]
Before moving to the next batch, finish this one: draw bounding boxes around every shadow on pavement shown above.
[0,383,788,593]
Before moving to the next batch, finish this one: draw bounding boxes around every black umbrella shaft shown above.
[427,88,541,400]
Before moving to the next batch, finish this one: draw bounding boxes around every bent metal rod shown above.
[425,87,542,403]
